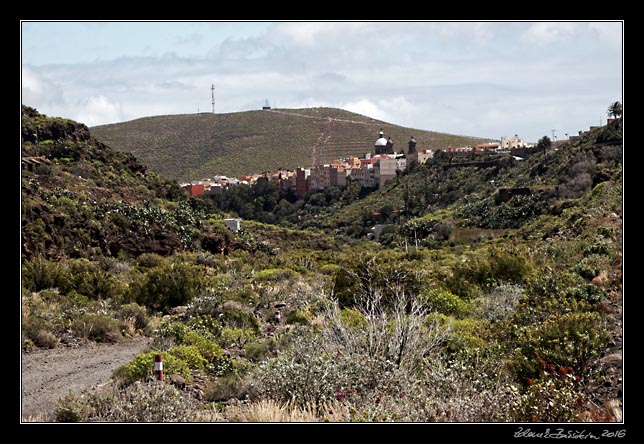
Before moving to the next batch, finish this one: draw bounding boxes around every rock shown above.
[171,306,188,315]
[168,374,187,388]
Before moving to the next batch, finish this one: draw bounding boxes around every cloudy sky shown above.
[21,21,622,143]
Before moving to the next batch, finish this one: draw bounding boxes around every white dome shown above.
[375,137,388,146]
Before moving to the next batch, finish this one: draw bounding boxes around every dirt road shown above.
[21,336,152,421]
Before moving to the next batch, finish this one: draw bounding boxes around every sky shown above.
[21,21,623,143]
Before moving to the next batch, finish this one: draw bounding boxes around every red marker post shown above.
[154,354,163,381]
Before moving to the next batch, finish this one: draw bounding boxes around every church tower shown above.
[374,129,388,155]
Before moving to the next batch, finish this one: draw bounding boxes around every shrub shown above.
[218,305,261,333]
[510,376,584,422]
[136,253,164,269]
[476,284,525,323]
[513,311,610,381]
[22,257,70,292]
[285,310,310,326]
[72,314,123,343]
[255,335,396,409]
[131,262,206,313]
[319,264,341,275]
[221,327,257,349]
[244,339,276,363]
[186,315,223,339]
[118,303,150,331]
[423,288,472,318]
[253,268,296,282]
[57,382,198,422]
[565,284,607,304]
[338,308,367,330]
[206,375,257,402]
[64,259,123,300]
[444,318,487,353]
[114,351,192,385]
[55,391,94,422]
[167,345,208,371]
[23,318,59,349]
[182,330,225,362]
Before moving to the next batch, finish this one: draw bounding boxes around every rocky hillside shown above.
[20,105,237,261]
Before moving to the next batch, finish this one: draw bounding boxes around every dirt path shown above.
[21,336,153,421]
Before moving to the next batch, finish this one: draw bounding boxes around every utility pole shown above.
[211,84,215,114]
[551,129,557,141]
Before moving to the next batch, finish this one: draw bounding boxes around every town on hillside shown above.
[180,127,591,199]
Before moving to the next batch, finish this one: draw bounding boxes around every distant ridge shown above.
[91,107,491,182]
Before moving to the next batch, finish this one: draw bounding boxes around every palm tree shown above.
[607,101,623,119]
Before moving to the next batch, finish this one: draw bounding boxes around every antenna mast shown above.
[211,84,215,114]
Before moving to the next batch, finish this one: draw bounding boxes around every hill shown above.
[20,105,237,260]
[91,107,490,182]
[22,105,623,424]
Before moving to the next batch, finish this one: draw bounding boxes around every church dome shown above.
[375,137,388,147]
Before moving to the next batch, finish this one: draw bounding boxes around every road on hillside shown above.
[21,336,152,421]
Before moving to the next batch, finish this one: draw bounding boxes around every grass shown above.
[91,107,491,182]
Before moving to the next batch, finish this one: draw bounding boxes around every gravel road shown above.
[21,336,152,421]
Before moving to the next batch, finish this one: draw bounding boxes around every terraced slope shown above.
[91,107,490,181]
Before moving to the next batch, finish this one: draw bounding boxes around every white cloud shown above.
[75,95,124,127]
[588,22,622,49]
[343,99,390,122]
[521,22,576,46]
[268,22,372,48]
[21,65,64,107]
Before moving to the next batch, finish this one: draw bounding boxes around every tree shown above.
[536,136,551,155]
[607,101,623,119]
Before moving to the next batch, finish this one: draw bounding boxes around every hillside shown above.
[91,107,490,181]
[22,105,623,425]
[20,105,238,260]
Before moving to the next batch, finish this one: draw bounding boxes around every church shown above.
[374,129,394,155]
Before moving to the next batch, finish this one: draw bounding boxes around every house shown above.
[183,182,205,197]
[500,135,526,150]
[224,218,241,232]
[21,156,51,173]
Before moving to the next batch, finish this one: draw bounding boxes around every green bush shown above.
[186,315,223,340]
[114,351,192,385]
[218,306,261,333]
[131,262,206,313]
[285,310,310,326]
[514,311,609,381]
[444,318,487,353]
[565,284,607,304]
[221,327,258,349]
[167,345,208,371]
[22,257,70,292]
[182,330,225,362]
[244,339,276,363]
[339,308,367,330]
[319,264,341,275]
[207,355,235,377]
[156,320,191,343]
[253,268,296,282]
[64,259,123,300]
[136,253,164,269]
[424,288,472,318]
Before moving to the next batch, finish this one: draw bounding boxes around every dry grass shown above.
[222,399,349,423]
[22,410,54,423]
